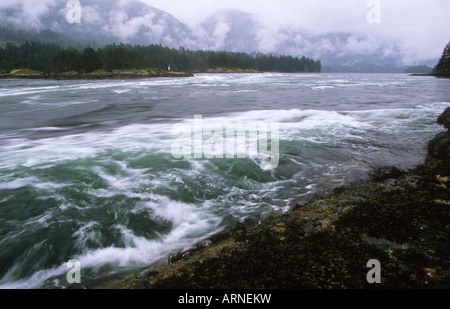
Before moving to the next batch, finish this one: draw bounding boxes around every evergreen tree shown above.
[1,40,322,74]
[82,47,101,72]
[0,41,60,73]
[51,48,82,72]
[434,42,450,75]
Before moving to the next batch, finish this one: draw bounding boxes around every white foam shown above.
[312,86,335,90]
[74,197,220,268]
[0,99,446,288]
[0,86,61,97]
[0,192,222,289]
[73,221,102,249]
[0,175,68,190]
[23,127,70,131]
[1,103,442,171]
[112,89,131,94]
[0,264,67,289]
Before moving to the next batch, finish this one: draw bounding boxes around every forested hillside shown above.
[433,42,450,76]
[0,42,321,74]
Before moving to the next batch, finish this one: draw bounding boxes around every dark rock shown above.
[370,166,406,182]
[231,221,247,241]
[437,107,450,130]
[243,215,260,229]
[209,230,232,244]
[426,131,450,162]
[147,270,159,277]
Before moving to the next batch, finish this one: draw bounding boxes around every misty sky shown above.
[143,0,450,62]
[0,0,449,64]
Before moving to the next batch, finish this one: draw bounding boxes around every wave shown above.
[0,102,446,169]
[0,99,447,288]
[0,194,222,289]
[0,73,412,98]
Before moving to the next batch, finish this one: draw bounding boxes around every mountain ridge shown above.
[0,0,438,72]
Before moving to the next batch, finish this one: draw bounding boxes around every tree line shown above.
[0,41,321,74]
[433,41,450,75]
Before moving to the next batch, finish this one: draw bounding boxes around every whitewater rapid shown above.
[0,73,448,288]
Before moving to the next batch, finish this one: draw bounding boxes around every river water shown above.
[0,73,449,288]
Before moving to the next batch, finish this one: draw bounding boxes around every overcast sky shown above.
[0,0,449,64]
[142,0,450,62]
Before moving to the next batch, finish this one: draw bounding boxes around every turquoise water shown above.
[0,73,449,288]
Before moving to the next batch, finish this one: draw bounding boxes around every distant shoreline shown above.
[0,69,194,80]
[3,70,449,80]
[0,68,325,80]
[10,67,450,80]
[410,72,450,78]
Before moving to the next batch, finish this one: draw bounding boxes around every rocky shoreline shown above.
[101,107,450,289]
[410,73,450,78]
[0,69,193,80]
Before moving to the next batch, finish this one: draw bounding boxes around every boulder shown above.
[426,107,450,162]
[370,166,406,182]
[427,131,450,162]
[437,106,450,130]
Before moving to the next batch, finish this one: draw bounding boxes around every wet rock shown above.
[243,215,260,229]
[230,221,247,241]
[426,107,450,163]
[370,166,406,182]
[437,106,450,130]
[426,131,450,162]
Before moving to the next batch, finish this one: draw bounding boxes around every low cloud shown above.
[143,0,450,64]
[1,0,449,65]
[0,0,56,29]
